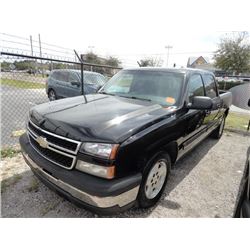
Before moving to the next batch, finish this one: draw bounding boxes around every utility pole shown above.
[165,45,173,67]
[38,34,44,76]
[30,35,38,74]
[38,34,42,57]
[30,35,34,56]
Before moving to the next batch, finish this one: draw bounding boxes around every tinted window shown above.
[187,74,205,102]
[75,72,106,86]
[83,73,106,86]
[68,72,79,83]
[52,71,69,82]
[203,74,217,98]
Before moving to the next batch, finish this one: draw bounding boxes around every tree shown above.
[83,52,101,64]
[138,57,163,67]
[81,52,121,76]
[214,32,250,74]
[83,52,121,67]
[13,60,36,70]
[1,61,12,71]
[105,56,121,67]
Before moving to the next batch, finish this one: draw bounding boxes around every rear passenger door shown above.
[202,74,222,129]
[55,71,69,98]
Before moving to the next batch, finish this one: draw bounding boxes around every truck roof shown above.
[124,67,213,75]
[51,69,102,75]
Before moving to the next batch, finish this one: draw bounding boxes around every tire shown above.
[210,115,226,139]
[137,152,171,208]
[48,89,57,101]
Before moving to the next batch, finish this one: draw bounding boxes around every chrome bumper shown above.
[23,152,139,208]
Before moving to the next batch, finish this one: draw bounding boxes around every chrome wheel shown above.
[145,160,167,199]
[48,90,56,101]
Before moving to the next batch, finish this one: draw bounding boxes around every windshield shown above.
[77,72,107,85]
[100,70,184,106]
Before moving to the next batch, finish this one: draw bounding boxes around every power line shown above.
[0,38,74,55]
[0,32,30,41]
[0,40,76,58]
[0,32,74,52]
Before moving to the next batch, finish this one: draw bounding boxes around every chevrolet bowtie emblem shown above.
[36,136,48,148]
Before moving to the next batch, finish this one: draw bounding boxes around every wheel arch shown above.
[48,87,55,94]
[162,141,179,165]
[140,140,179,170]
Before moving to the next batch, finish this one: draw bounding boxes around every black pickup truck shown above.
[20,68,232,214]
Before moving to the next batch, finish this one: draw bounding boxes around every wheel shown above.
[48,89,57,101]
[137,152,171,208]
[210,115,226,139]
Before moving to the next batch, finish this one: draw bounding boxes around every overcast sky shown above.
[1,0,249,67]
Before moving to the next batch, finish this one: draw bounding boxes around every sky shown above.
[1,0,250,68]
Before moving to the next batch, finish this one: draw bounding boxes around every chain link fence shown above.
[1,52,121,147]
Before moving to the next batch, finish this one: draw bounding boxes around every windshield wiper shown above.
[118,95,152,102]
[99,91,116,96]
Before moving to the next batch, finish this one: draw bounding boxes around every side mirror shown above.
[188,96,213,110]
[71,81,80,87]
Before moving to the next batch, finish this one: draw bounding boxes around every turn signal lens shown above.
[76,160,115,179]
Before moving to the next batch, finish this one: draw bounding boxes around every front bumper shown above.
[20,133,142,214]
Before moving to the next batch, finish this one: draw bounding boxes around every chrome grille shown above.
[27,120,81,169]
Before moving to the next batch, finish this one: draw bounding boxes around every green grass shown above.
[1,148,21,158]
[225,112,250,131]
[1,78,44,89]
[1,174,22,193]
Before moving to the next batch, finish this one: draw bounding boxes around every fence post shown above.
[80,62,87,103]
[81,62,84,95]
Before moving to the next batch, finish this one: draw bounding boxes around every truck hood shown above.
[29,94,176,143]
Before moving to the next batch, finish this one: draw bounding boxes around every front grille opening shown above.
[28,122,78,151]
[30,136,74,169]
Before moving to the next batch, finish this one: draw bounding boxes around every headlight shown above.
[76,161,115,179]
[80,142,119,159]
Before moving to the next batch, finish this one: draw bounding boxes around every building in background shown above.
[187,56,210,68]
[187,56,225,76]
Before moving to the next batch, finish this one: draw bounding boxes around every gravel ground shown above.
[1,131,249,218]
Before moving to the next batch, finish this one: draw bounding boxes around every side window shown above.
[68,72,79,83]
[51,71,58,80]
[187,74,205,102]
[203,74,217,98]
[56,71,69,82]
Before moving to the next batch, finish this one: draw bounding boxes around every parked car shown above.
[20,68,232,214]
[235,147,250,218]
[46,69,107,101]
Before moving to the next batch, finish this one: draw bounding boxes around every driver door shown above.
[66,71,81,97]
[178,73,210,157]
